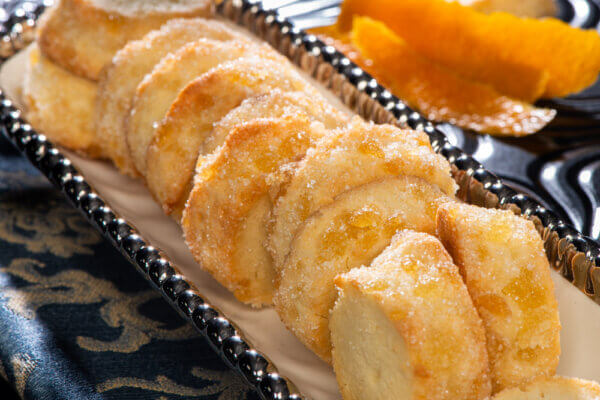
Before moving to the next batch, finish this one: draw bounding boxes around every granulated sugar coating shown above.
[267,117,458,271]
[95,18,241,177]
[274,176,452,361]
[36,0,212,80]
[330,230,491,400]
[145,56,324,218]
[437,202,561,393]
[124,38,259,176]
[182,114,328,307]
[208,89,348,157]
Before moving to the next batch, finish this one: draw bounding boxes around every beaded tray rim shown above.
[0,1,598,399]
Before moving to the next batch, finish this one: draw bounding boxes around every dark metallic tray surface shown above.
[0,1,599,399]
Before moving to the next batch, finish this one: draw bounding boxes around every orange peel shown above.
[348,17,555,136]
[338,0,600,100]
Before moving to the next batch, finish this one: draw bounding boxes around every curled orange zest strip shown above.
[318,17,556,136]
[338,0,600,100]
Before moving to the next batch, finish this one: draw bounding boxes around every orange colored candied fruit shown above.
[351,17,555,136]
[338,0,600,100]
[318,206,383,261]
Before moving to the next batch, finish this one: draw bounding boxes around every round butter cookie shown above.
[274,176,452,361]
[124,38,261,176]
[182,114,328,306]
[437,202,561,392]
[207,89,348,160]
[36,0,212,80]
[331,230,492,400]
[267,117,457,271]
[145,57,329,218]
[95,18,240,176]
[23,45,100,157]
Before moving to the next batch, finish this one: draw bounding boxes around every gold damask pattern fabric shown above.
[0,142,255,399]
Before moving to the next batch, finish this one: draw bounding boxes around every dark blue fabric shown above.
[0,136,255,399]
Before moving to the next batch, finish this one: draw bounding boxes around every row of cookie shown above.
[251,112,562,395]
[21,2,592,399]
[24,42,563,399]
[25,10,551,400]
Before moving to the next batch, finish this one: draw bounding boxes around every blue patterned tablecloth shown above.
[0,134,255,399]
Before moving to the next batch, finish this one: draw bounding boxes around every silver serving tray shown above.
[1,1,600,399]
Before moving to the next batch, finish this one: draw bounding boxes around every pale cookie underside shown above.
[330,284,414,400]
[331,230,491,400]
